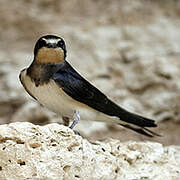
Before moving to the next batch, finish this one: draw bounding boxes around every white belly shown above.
[27,79,76,117]
[20,70,116,123]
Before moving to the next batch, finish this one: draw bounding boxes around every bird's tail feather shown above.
[106,102,160,137]
[97,99,160,137]
[119,123,161,137]
[106,100,158,130]
[116,110,161,137]
[117,109,157,128]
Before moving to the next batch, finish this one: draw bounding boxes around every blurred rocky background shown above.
[0,0,179,145]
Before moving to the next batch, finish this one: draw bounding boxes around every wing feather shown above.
[53,61,159,137]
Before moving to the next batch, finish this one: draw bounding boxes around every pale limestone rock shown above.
[0,0,180,145]
[0,122,179,180]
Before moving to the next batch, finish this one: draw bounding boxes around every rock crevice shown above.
[0,122,179,180]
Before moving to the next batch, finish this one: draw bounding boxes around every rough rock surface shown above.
[0,122,179,180]
[0,0,180,145]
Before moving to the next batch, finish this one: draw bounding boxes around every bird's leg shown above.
[62,116,70,126]
[69,110,80,129]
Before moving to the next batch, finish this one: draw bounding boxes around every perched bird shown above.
[20,35,159,137]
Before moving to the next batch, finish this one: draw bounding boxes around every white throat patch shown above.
[42,38,61,44]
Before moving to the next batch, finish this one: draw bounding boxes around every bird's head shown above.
[34,35,67,64]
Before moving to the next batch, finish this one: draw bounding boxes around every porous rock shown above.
[0,0,180,145]
[0,122,179,180]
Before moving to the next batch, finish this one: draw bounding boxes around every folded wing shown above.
[53,61,160,137]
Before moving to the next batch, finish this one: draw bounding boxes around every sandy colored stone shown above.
[0,122,179,180]
[0,0,180,145]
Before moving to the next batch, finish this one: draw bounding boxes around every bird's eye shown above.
[35,38,47,50]
[57,41,65,49]
[39,38,46,47]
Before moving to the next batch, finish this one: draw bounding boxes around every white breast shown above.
[20,69,114,122]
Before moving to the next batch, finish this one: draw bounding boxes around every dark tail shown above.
[117,111,161,137]
[105,100,160,137]
[119,123,161,137]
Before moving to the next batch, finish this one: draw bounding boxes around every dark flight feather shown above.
[53,61,159,137]
[119,124,161,137]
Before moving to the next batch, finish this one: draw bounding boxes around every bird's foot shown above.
[73,130,81,135]
[69,110,80,129]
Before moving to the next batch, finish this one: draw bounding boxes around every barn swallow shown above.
[19,35,160,137]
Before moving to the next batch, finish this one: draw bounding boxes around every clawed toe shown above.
[72,130,81,135]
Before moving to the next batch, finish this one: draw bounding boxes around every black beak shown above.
[47,43,57,48]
